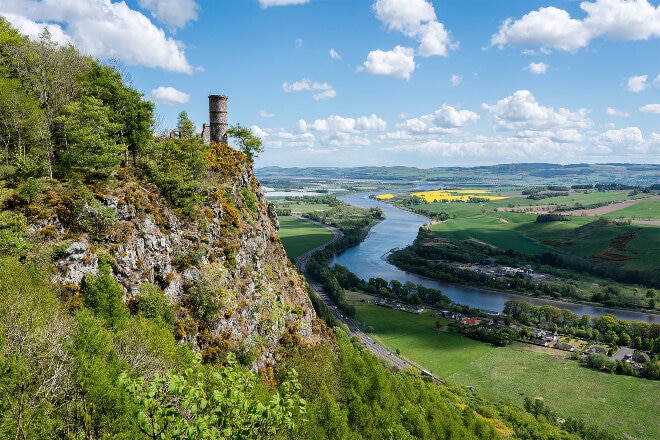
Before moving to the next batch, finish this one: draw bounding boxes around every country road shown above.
[293,216,439,381]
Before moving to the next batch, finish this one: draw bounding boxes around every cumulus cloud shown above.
[626,75,648,92]
[358,45,416,79]
[595,126,646,152]
[491,0,660,51]
[0,0,193,73]
[138,0,199,29]
[606,107,630,117]
[299,114,386,133]
[639,103,660,113]
[258,0,310,7]
[151,86,190,105]
[373,0,456,57]
[282,78,337,100]
[329,48,341,59]
[482,90,593,132]
[527,62,548,74]
[399,105,479,134]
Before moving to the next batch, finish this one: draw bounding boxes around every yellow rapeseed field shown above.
[409,189,507,202]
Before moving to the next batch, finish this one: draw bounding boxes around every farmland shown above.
[277,216,333,259]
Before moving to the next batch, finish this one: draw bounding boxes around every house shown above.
[586,346,609,356]
[555,342,575,352]
[462,317,481,326]
[632,352,651,363]
[531,338,550,346]
[531,329,547,339]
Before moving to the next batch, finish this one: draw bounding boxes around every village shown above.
[363,296,653,374]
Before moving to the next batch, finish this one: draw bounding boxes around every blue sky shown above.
[2,0,660,168]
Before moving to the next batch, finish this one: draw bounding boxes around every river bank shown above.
[335,192,660,324]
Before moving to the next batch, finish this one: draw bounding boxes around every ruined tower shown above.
[207,94,228,144]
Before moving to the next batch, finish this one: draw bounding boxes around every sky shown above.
[1,0,660,169]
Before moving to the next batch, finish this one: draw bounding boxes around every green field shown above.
[351,302,494,376]
[277,216,333,259]
[603,200,660,220]
[350,301,660,440]
[448,343,660,440]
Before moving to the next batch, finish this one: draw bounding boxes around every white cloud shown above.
[400,104,479,134]
[373,0,436,35]
[482,90,593,132]
[372,0,456,57]
[358,46,415,79]
[491,0,660,52]
[416,20,454,57]
[151,86,190,105]
[250,125,269,139]
[259,110,275,118]
[282,78,337,100]
[329,48,341,59]
[295,38,303,48]
[300,114,386,133]
[259,0,310,7]
[606,107,629,117]
[626,75,648,92]
[654,74,660,86]
[595,126,645,152]
[138,0,199,29]
[449,74,462,86]
[491,7,590,51]
[527,62,548,74]
[639,103,660,113]
[0,0,193,73]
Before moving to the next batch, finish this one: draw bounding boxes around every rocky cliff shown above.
[35,143,321,368]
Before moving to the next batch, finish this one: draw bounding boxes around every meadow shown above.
[351,299,660,440]
[351,301,494,376]
[276,215,333,259]
[448,343,660,440]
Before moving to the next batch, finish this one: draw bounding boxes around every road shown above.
[293,216,440,382]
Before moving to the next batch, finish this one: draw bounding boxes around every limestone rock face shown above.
[51,156,320,368]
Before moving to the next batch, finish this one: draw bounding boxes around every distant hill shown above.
[257,163,660,187]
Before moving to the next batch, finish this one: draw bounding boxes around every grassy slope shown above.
[350,300,660,440]
[448,342,660,440]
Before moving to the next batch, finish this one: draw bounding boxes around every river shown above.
[333,193,660,324]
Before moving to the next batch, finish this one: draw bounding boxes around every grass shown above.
[277,216,333,259]
[347,299,660,440]
[448,342,660,440]
[603,200,660,220]
[350,302,494,376]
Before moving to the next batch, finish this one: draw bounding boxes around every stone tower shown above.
[207,94,228,144]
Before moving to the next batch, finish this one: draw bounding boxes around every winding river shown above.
[333,193,660,324]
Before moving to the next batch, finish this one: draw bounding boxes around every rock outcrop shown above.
[49,145,320,368]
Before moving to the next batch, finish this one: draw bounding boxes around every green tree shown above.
[80,258,129,328]
[54,96,125,178]
[177,111,195,140]
[80,61,154,165]
[119,353,306,439]
[0,258,72,439]
[226,123,263,161]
